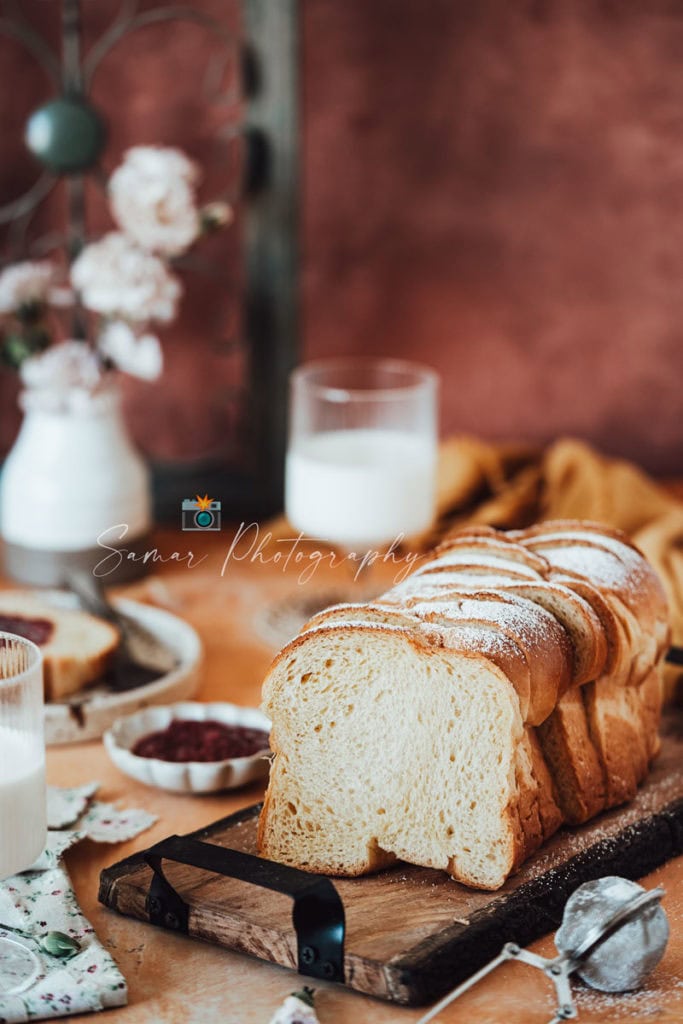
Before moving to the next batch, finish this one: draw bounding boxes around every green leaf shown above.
[39,931,81,959]
[1,325,51,369]
[1,334,32,369]
[291,987,315,1008]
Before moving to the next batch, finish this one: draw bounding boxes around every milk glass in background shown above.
[0,633,45,995]
[286,358,439,548]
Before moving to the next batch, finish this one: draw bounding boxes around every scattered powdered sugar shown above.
[497,578,598,611]
[403,598,464,617]
[573,971,683,1019]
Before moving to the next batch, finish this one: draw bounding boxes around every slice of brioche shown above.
[525,727,564,839]
[307,601,534,723]
[514,730,544,861]
[637,667,664,761]
[558,531,668,654]
[535,687,606,824]
[519,522,670,678]
[0,592,119,700]
[423,541,547,580]
[523,542,653,683]
[493,581,608,686]
[259,621,534,890]
[406,593,573,725]
[549,574,633,687]
[519,521,669,650]
[581,665,663,808]
[386,567,543,605]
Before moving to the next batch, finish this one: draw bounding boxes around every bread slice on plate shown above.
[0,592,119,701]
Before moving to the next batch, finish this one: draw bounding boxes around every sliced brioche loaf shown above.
[259,520,669,890]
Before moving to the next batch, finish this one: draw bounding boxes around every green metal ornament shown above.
[25,96,106,174]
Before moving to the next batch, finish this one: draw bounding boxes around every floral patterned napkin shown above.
[0,783,157,1023]
[46,785,100,831]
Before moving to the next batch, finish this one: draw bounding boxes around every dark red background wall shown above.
[1,1,682,474]
[301,0,683,475]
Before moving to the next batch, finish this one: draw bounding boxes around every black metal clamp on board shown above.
[144,835,346,984]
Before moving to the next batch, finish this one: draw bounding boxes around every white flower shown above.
[99,320,163,381]
[0,260,59,314]
[20,341,107,413]
[71,232,181,323]
[109,146,201,257]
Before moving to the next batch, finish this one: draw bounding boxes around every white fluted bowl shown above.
[104,701,271,793]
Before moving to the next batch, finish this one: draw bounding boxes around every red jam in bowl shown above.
[132,719,269,762]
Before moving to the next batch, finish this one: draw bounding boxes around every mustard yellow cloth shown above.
[427,437,683,696]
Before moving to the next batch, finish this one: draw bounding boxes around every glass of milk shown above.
[286,358,439,548]
[0,632,45,995]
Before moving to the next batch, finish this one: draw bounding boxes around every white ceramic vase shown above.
[0,386,152,585]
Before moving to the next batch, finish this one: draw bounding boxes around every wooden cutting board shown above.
[99,710,683,1007]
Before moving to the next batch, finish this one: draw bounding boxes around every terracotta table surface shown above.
[10,523,683,1024]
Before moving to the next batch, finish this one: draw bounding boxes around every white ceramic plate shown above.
[43,594,202,746]
[104,702,271,793]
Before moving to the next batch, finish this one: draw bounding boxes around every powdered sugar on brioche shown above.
[526,544,638,595]
[386,569,543,601]
[416,551,542,579]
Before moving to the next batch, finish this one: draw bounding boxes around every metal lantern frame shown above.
[0,0,299,520]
